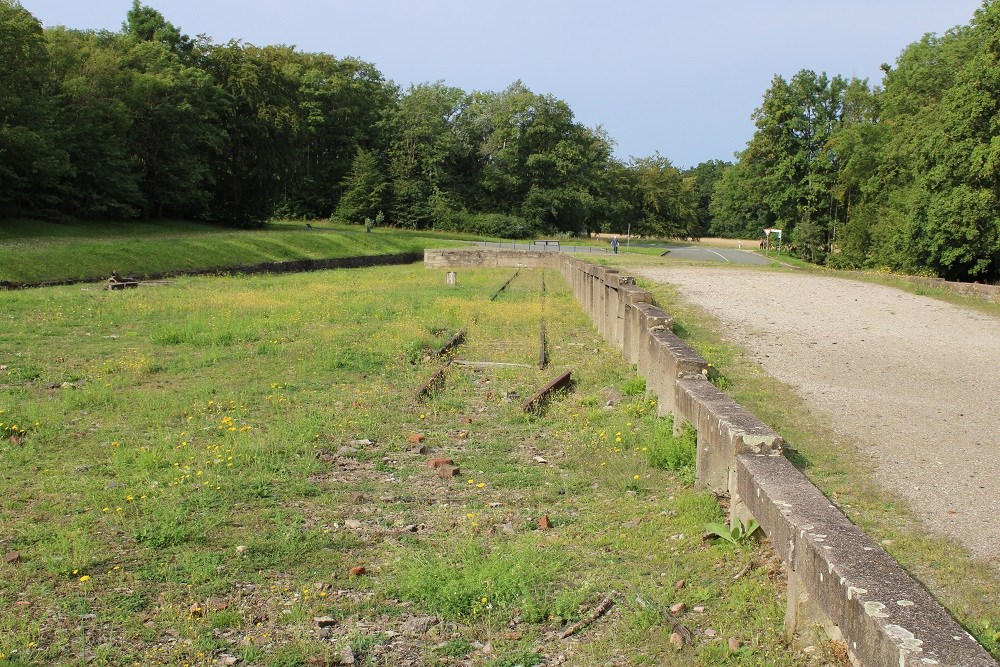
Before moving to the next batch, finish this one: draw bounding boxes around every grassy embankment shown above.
[599,252,1000,658]
[0,226,834,666]
[0,219,477,285]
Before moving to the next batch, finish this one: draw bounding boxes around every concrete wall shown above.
[424,248,997,667]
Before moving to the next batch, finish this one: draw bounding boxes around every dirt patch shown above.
[637,265,1000,563]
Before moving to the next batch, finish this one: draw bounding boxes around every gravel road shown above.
[637,265,1000,563]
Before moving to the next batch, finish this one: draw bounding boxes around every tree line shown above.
[710,0,1000,282]
[0,0,714,238]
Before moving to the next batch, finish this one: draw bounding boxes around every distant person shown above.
[611,236,619,254]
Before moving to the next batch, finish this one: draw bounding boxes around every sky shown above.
[23,0,984,168]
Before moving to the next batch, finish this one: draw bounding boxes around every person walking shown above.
[611,236,619,254]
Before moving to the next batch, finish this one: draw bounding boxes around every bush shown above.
[436,211,543,239]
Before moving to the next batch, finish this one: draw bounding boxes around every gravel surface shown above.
[637,265,1000,563]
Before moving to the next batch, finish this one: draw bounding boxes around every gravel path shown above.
[637,265,1000,562]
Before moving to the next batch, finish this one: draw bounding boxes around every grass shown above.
[602,252,1000,659]
[0,260,825,666]
[0,219,471,285]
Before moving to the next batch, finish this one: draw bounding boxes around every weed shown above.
[646,417,697,482]
[704,517,762,546]
[438,638,473,657]
[620,377,646,396]
[392,539,567,623]
[491,650,544,667]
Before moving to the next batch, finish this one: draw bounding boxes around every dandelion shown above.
[476,482,485,489]
[79,575,90,582]
[467,479,475,485]
[633,474,640,480]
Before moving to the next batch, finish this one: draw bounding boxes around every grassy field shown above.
[0,260,835,666]
[599,253,1000,658]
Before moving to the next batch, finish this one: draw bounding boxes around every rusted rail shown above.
[522,370,572,414]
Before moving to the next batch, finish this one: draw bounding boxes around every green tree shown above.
[44,27,141,218]
[684,160,732,237]
[628,154,698,238]
[280,53,396,218]
[123,0,192,58]
[336,149,388,223]
[0,0,68,217]
[387,82,468,228]
[201,42,304,226]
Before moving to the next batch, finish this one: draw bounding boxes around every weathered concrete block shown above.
[736,454,996,667]
[673,375,783,494]
[645,327,708,419]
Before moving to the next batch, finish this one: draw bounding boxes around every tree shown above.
[201,42,304,226]
[280,53,396,218]
[123,0,192,58]
[628,154,698,238]
[454,81,611,233]
[684,160,732,238]
[336,149,388,224]
[0,0,68,217]
[387,82,468,228]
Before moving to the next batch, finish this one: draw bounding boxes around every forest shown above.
[2,0,999,282]
[0,0,704,240]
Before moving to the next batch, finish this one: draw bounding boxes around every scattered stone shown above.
[340,646,356,665]
[401,615,438,636]
[336,446,357,457]
[704,628,717,638]
[602,387,623,408]
[407,433,425,444]
[349,566,366,577]
[315,582,331,592]
[481,642,493,655]
[189,603,203,618]
[669,631,685,650]
[674,579,685,589]
[315,627,332,640]
[459,416,473,424]
[537,515,553,530]
[400,525,418,533]
[348,439,374,446]
[728,637,741,652]
[410,444,428,455]
[670,602,686,615]
[503,631,523,641]
[436,464,460,479]
[235,545,248,555]
[426,457,454,469]
[532,455,548,464]
[314,616,337,628]
[206,597,228,611]
[217,655,238,666]
[350,493,365,503]
[344,519,362,530]
[4,551,20,564]
[692,605,705,613]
